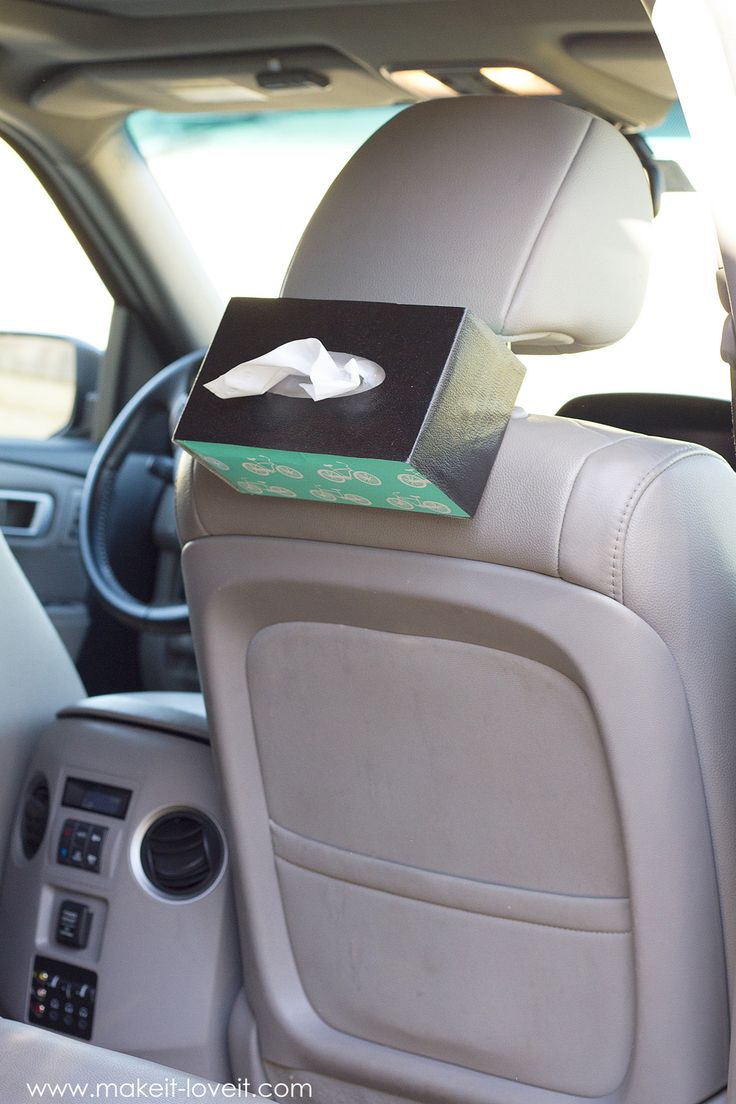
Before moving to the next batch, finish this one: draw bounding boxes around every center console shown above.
[0,694,242,1082]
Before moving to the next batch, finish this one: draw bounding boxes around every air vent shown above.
[21,777,50,860]
[140,811,224,899]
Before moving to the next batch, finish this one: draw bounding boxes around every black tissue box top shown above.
[174,296,525,518]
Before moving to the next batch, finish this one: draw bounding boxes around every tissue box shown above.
[174,297,524,518]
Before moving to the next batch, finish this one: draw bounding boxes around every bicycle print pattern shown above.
[182,441,468,517]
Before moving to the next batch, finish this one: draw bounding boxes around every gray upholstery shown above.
[284,96,653,352]
[177,96,735,1104]
[0,1019,244,1101]
[0,532,83,874]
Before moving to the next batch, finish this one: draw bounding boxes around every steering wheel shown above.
[79,349,205,634]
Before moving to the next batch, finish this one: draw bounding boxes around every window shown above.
[128,107,403,304]
[517,105,727,413]
[129,102,726,415]
[0,138,113,438]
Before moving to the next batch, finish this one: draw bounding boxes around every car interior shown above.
[1,0,736,1101]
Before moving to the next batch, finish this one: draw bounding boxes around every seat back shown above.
[178,97,735,1103]
[0,531,83,877]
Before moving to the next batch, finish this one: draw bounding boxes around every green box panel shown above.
[180,440,469,517]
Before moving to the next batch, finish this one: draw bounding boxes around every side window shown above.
[517,105,726,414]
[0,137,114,439]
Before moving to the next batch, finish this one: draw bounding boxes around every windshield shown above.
[129,107,403,301]
[128,102,727,415]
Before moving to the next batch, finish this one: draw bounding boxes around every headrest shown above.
[282,96,653,353]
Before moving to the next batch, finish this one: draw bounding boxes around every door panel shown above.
[0,447,94,660]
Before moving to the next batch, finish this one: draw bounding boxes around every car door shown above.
[0,135,113,668]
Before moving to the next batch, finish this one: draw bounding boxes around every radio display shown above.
[62,778,132,820]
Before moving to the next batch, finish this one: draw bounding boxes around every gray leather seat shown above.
[0,1018,242,1102]
[177,97,736,1104]
[0,531,83,851]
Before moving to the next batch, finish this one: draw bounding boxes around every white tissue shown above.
[203,338,384,402]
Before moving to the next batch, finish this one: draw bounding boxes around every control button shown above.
[84,828,106,872]
[56,900,93,950]
[57,821,75,865]
[30,955,97,1041]
[57,820,107,873]
[57,820,77,865]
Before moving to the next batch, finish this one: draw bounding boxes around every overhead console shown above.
[0,694,241,1082]
[31,46,401,119]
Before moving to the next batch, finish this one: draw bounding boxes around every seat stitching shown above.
[272,818,629,903]
[554,432,645,578]
[615,449,733,1003]
[611,446,706,602]
[500,116,593,334]
[272,823,632,934]
[275,853,631,935]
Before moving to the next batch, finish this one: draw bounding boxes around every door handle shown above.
[0,490,54,537]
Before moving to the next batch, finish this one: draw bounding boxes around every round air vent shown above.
[21,776,50,860]
[140,810,224,899]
